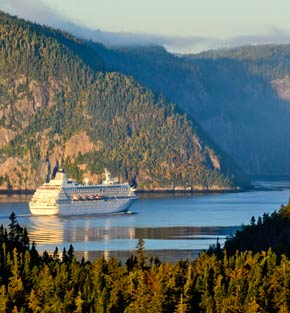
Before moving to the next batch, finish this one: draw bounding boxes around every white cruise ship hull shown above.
[29,169,137,216]
[29,204,59,216]
[29,198,135,216]
[58,198,135,216]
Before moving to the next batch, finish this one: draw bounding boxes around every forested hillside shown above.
[0,12,249,191]
[89,43,290,176]
[2,212,290,312]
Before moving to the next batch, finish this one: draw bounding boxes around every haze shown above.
[1,0,290,53]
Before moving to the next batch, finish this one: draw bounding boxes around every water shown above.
[0,180,289,262]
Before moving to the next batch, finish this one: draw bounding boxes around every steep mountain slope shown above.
[0,12,249,191]
[89,44,290,176]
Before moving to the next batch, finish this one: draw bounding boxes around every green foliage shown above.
[0,11,249,190]
[194,44,290,78]
[2,214,290,312]
[224,199,290,257]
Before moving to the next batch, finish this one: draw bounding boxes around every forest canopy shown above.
[1,201,290,312]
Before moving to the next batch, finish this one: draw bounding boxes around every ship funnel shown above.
[102,168,113,185]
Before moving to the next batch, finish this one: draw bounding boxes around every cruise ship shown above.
[29,169,137,216]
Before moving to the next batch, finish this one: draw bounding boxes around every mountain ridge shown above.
[0,11,249,191]
[87,42,290,176]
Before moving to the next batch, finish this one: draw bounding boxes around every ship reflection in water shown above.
[28,213,136,253]
[27,213,237,263]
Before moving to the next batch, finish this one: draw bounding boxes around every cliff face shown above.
[272,76,290,101]
[0,133,101,190]
[0,12,250,191]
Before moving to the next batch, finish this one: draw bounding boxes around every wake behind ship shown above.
[29,169,137,216]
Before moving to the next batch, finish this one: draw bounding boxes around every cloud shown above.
[0,0,65,27]
[1,0,290,54]
[226,27,290,47]
[64,24,215,53]
[162,27,290,53]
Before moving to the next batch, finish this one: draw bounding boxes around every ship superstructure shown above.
[29,169,136,216]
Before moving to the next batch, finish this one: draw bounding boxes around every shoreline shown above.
[136,185,253,194]
[59,249,204,264]
[5,177,289,196]
[0,190,34,195]
[0,186,251,196]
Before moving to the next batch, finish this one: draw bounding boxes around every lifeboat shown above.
[94,194,104,200]
[72,194,79,201]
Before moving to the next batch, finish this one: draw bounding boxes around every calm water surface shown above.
[0,180,289,262]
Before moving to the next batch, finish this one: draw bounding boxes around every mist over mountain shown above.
[2,0,290,53]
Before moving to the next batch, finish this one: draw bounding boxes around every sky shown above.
[1,0,290,53]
